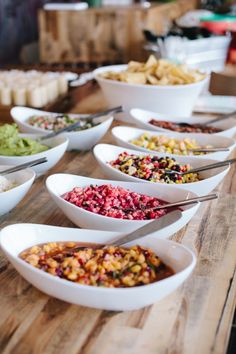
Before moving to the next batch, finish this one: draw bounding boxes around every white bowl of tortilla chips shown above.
[94,56,208,120]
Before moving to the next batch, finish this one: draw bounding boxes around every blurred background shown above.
[0,0,235,65]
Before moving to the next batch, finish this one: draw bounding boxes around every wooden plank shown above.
[0,86,235,354]
[39,0,197,64]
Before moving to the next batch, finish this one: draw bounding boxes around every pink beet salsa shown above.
[63,184,168,220]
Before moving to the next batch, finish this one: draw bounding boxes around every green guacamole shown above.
[0,124,49,156]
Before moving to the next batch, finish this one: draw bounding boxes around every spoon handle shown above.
[109,210,182,247]
[189,147,230,153]
[0,157,47,176]
[205,110,236,125]
[151,193,218,211]
[40,106,123,141]
[182,158,236,175]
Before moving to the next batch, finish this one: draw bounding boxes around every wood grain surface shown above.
[39,0,197,64]
[0,85,235,354]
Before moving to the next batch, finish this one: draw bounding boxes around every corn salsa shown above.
[130,132,211,156]
[19,242,174,288]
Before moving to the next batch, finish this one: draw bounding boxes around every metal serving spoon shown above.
[0,157,47,176]
[161,158,236,176]
[188,147,230,153]
[109,210,182,247]
[177,110,236,128]
[109,193,217,246]
[62,194,217,250]
[62,210,183,252]
[205,110,236,125]
[64,194,217,251]
[40,106,123,141]
[123,193,218,214]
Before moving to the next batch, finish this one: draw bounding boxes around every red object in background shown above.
[228,31,236,64]
[200,21,236,35]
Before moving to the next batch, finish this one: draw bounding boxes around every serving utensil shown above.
[108,194,217,247]
[205,110,236,125]
[171,111,236,128]
[40,106,123,141]
[189,147,230,153]
[123,193,217,214]
[110,210,182,247]
[62,210,183,252]
[67,194,216,249]
[110,193,216,246]
[162,158,236,176]
[0,157,47,176]
[177,110,236,129]
[141,193,217,211]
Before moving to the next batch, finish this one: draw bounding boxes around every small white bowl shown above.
[93,144,230,196]
[94,65,208,119]
[0,134,68,175]
[11,106,113,151]
[46,174,200,233]
[112,126,235,161]
[0,223,196,311]
[0,166,35,216]
[130,108,236,139]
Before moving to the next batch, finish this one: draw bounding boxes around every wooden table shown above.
[0,85,235,354]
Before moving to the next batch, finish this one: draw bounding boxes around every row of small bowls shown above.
[0,159,229,310]
[3,103,234,215]
[1,65,235,310]
[1,147,227,310]
[1,171,199,310]
[0,124,197,310]
[0,107,114,215]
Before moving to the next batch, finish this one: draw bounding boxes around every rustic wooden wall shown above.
[39,0,198,64]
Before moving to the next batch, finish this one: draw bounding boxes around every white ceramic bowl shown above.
[130,108,236,139]
[0,134,68,175]
[11,106,113,151]
[94,65,208,119]
[0,166,35,216]
[112,126,235,161]
[93,144,230,196]
[0,223,196,310]
[46,174,199,233]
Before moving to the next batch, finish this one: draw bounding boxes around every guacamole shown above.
[0,124,49,156]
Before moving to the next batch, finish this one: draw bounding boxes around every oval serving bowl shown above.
[46,174,199,233]
[0,223,196,311]
[0,166,35,216]
[112,126,235,161]
[93,144,230,196]
[130,108,236,139]
[11,106,113,151]
[94,65,208,119]
[0,134,68,175]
